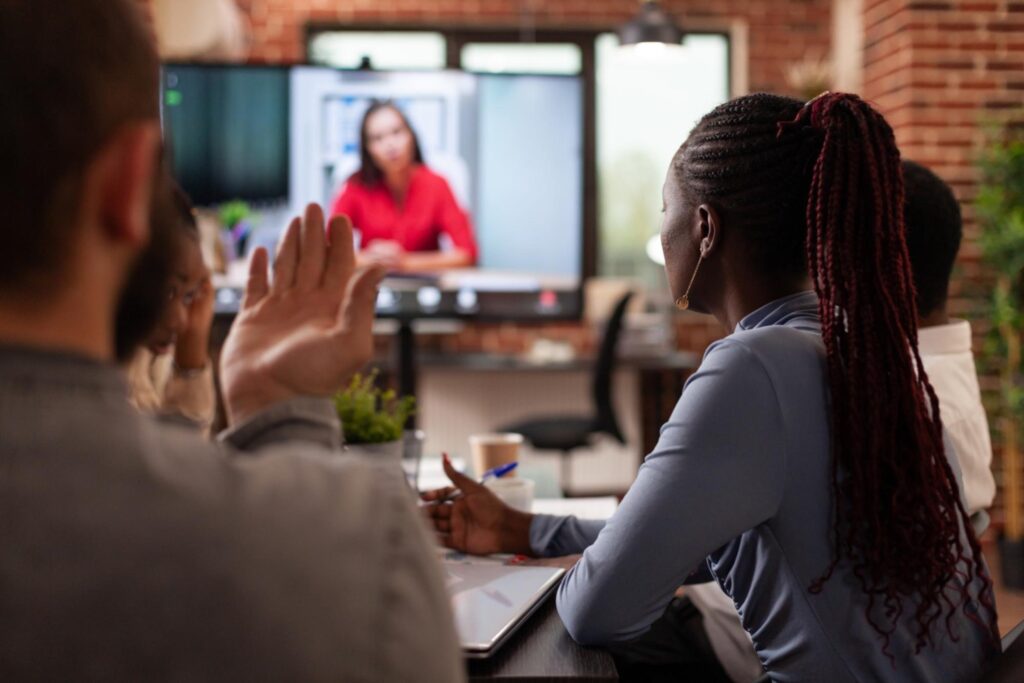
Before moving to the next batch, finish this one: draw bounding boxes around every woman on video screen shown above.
[330,101,478,272]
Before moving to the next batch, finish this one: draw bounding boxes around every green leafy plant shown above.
[784,55,833,101]
[977,122,1024,539]
[218,199,251,231]
[334,370,415,445]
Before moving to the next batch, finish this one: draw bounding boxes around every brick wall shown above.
[862,0,1024,530]
[236,0,831,96]
[862,0,1021,305]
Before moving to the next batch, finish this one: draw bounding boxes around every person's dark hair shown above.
[673,93,996,653]
[353,100,424,187]
[902,160,962,318]
[114,173,197,362]
[0,0,159,295]
[170,183,200,239]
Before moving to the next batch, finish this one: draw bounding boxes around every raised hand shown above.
[421,455,534,556]
[220,204,385,425]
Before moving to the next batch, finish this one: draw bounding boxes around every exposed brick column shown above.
[863,0,1022,299]
[862,0,1024,529]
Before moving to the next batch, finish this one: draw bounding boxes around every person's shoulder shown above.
[146,423,425,585]
[231,442,409,525]
[142,418,402,528]
[695,326,824,398]
[416,164,452,189]
[918,319,973,360]
[224,449,462,679]
[142,428,457,678]
[338,174,371,198]
[705,324,818,362]
[723,324,824,365]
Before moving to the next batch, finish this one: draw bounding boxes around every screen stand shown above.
[396,320,417,429]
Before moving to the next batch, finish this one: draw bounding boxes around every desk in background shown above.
[388,351,699,475]
[212,312,700,465]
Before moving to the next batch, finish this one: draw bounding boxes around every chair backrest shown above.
[591,291,633,444]
[979,617,1024,683]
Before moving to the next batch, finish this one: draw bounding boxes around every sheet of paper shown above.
[438,548,517,566]
[531,496,618,520]
[417,456,466,492]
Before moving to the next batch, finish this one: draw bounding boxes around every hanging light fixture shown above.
[617,1,683,46]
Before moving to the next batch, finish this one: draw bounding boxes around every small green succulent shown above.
[218,199,251,231]
[334,370,415,444]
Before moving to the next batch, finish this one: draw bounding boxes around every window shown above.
[308,31,446,70]
[460,43,582,75]
[596,33,730,288]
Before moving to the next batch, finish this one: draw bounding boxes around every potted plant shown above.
[334,370,416,461]
[784,54,833,101]
[218,199,252,260]
[976,121,1024,587]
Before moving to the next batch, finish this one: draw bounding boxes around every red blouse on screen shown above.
[330,165,478,264]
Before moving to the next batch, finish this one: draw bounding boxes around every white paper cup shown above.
[469,433,523,478]
[485,477,535,513]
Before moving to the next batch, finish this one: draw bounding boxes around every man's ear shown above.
[88,122,161,249]
[695,204,722,257]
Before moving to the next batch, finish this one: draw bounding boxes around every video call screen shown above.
[161,64,584,320]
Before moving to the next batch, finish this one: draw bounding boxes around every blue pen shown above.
[435,460,518,504]
[481,461,518,482]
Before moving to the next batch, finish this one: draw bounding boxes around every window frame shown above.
[306,29,449,71]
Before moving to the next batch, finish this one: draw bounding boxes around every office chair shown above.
[499,291,633,495]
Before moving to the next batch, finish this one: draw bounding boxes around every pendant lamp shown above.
[617,1,684,46]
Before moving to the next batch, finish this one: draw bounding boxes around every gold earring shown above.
[675,248,705,311]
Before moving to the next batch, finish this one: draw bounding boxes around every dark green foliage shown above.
[977,125,1024,417]
[334,369,415,444]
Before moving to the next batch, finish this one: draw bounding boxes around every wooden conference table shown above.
[467,597,618,682]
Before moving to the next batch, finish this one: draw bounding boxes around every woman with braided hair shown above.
[423,92,998,681]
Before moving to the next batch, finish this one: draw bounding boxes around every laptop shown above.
[444,557,565,659]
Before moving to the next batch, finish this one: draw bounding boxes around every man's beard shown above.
[112,177,180,363]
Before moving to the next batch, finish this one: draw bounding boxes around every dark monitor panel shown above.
[161,65,290,205]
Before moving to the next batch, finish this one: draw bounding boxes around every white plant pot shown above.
[344,434,423,492]
[344,440,403,461]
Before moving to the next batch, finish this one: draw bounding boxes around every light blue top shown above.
[530,291,993,682]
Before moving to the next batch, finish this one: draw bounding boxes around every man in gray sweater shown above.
[0,1,462,681]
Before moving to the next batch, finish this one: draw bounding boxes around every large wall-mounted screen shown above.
[161,64,584,321]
